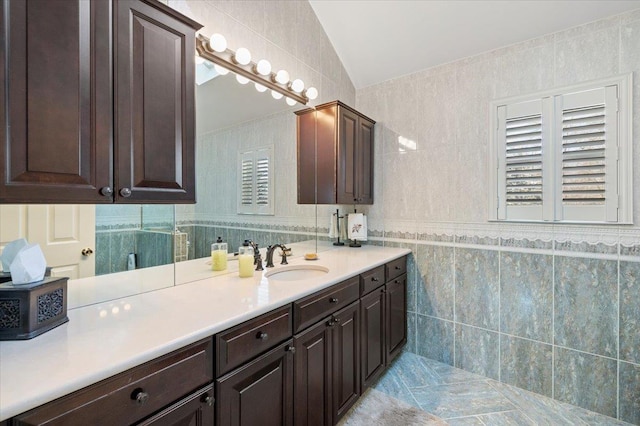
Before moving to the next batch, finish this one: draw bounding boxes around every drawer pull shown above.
[202,394,214,407]
[256,331,268,340]
[329,297,339,304]
[371,277,379,282]
[395,266,401,270]
[131,388,149,406]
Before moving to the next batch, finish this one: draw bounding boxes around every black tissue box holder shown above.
[0,277,69,340]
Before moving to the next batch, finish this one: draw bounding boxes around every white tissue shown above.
[1,238,28,271]
[347,213,368,241]
[9,243,47,285]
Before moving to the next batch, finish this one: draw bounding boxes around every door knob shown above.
[81,248,94,256]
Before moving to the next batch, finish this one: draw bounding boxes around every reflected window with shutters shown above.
[489,74,632,224]
[237,146,274,215]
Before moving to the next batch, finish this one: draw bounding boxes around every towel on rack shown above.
[347,213,367,241]
[329,215,348,240]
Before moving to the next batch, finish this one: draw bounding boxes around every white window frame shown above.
[489,74,632,224]
[237,145,274,215]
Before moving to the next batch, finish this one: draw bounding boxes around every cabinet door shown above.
[360,288,385,390]
[115,0,197,203]
[336,107,359,204]
[357,118,374,204]
[294,320,332,426]
[136,384,214,426]
[0,0,112,203]
[331,301,360,424]
[386,274,407,363]
[217,340,294,426]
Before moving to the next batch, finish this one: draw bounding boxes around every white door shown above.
[0,205,96,279]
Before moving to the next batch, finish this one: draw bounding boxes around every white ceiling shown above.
[309,0,640,89]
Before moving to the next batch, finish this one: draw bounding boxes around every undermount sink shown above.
[265,264,329,282]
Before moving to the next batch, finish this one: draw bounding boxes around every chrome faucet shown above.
[265,244,289,268]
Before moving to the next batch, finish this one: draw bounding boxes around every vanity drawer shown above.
[386,256,407,282]
[216,305,292,376]
[13,339,213,426]
[360,265,385,295]
[293,276,359,333]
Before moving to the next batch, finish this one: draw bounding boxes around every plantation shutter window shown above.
[490,74,632,224]
[237,146,274,215]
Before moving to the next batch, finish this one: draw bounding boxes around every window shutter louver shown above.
[237,146,274,215]
[555,86,618,222]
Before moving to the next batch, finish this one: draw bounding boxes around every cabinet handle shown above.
[119,187,132,198]
[286,345,296,354]
[353,198,357,202]
[99,186,113,197]
[329,297,339,304]
[371,277,379,282]
[201,394,214,407]
[256,331,268,340]
[327,319,335,327]
[131,388,149,406]
[395,266,401,270]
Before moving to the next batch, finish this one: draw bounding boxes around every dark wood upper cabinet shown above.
[296,101,375,205]
[0,0,201,204]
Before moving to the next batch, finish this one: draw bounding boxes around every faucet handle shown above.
[280,245,288,265]
[255,252,264,271]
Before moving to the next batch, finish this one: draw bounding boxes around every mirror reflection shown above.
[0,60,320,303]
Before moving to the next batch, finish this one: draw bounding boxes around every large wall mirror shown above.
[0,58,325,307]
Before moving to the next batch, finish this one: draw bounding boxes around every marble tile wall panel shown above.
[619,361,640,425]
[554,256,618,357]
[620,261,640,364]
[95,233,111,276]
[455,248,499,330]
[416,245,454,320]
[110,231,135,273]
[500,252,553,343]
[454,324,499,380]
[406,313,417,354]
[553,347,617,418]
[499,335,552,398]
[416,315,454,366]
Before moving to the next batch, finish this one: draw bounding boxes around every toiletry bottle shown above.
[211,237,228,271]
[238,242,254,278]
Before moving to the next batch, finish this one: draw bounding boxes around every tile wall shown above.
[356,9,640,425]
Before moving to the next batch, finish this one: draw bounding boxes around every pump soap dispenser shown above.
[211,237,228,271]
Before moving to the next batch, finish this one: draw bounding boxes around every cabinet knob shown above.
[286,345,296,354]
[119,187,132,198]
[131,388,149,406]
[329,297,339,304]
[99,186,113,196]
[256,331,268,340]
[201,394,214,407]
[371,277,379,282]
[395,266,401,270]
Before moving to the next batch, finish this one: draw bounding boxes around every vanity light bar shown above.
[195,34,309,105]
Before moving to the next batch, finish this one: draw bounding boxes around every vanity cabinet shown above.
[11,338,213,425]
[0,0,201,204]
[292,276,361,425]
[360,256,407,391]
[296,101,375,205]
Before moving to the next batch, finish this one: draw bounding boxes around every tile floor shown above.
[342,351,633,425]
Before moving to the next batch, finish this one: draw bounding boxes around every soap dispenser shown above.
[211,237,228,271]
[238,241,254,278]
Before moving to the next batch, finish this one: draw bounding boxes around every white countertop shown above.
[0,243,409,421]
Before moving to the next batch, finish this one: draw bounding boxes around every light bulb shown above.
[275,69,290,85]
[234,47,251,65]
[213,64,229,75]
[236,75,250,85]
[305,87,318,100]
[255,83,268,93]
[255,59,271,76]
[195,55,205,65]
[271,90,283,100]
[209,33,227,53]
[285,97,297,106]
[290,79,304,93]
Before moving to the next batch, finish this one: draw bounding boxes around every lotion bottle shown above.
[211,237,228,271]
[238,243,254,278]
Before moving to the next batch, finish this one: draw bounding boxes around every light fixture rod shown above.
[195,35,308,105]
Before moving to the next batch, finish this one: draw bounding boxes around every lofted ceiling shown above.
[309,0,640,89]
